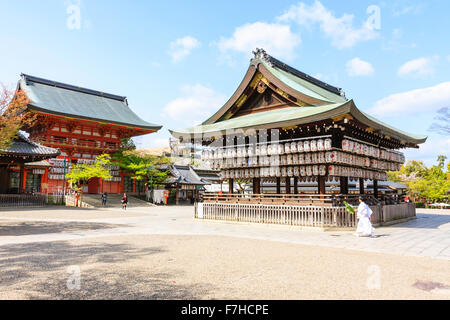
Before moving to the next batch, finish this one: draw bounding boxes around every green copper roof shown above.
[170,100,427,145]
[19,74,162,131]
[260,60,347,104]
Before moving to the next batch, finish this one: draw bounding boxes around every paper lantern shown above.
[294,166,299,176]
[303,140,310,152]
[312,165,319,176]
[348,140,354,152]
[342,139,349,151]
[275,167,281,177]
[317,139,324,151]
[297,141,304,152]
[310,140,317,152]
[319,165,326,176]
[300,166,306,176]
[287,166,294,177]
[306,166,312,176]
[267,144,273,156]
[260,144,267,156]
[324,138,332,150]
[304,153,311,164]
[284,143,291,154]
[290,142,298,153]
[298,154,304,164]
[277,144,284,155]
[287,154,293,165]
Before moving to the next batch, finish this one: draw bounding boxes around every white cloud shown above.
[404,137,450,167]
[217,22,301,61]
[346,57,374,77]
[397,57,437,77]
[169,36,200,62]
[369,82,450,117]
[163,84,227,126]
[277,0,378,49]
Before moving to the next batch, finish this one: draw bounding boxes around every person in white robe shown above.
[356,197,375,237]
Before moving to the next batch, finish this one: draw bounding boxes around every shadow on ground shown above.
[0,240,211,299]
[0,221,123,236]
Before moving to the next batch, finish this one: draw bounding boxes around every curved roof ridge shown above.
[252,48,344,97]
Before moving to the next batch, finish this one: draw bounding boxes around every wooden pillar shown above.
[252,178,257,194]
[276,177,281,194]
[253,178,260,194]
[19,164,25,194]
[0,167,9,194]
[318,176,326,195]
[228,178,234,194]
[359,178,365,195]
[293,177,298,194]
[339,177,348,194]
[175,184,180,205]
[374,179,379,199]
[285,177,291,194]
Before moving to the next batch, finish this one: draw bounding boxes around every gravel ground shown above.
[0,234,448,300]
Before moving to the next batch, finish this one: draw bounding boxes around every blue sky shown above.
[0,0,449,166]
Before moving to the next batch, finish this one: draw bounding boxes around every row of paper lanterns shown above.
[328,166,388,180]
[209,151,401,171]
[220,166,388,180]
[202,138,334,160]
[202,139,405,163]
[342,139,405,162]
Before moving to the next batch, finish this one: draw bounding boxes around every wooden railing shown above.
[194,202,416,228]
[200,192,389,207]
[195,202,357,227]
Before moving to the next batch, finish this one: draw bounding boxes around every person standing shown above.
[121,193,128,210]
[101,192,107,207]
[355,196,375,237]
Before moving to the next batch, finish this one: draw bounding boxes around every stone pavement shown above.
[0,206,449,260]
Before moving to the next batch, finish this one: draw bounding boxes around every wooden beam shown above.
[359,178,365,195]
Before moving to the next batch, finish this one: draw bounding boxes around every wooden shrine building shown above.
[0,132,60,194]
[16,74,161,194]
[170,49,427,228]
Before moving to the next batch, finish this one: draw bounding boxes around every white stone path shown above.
[0,206,449,260]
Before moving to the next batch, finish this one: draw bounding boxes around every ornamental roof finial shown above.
[252,48,271,65]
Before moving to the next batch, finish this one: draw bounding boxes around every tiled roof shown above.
[0,132,60,158]
[167,165,211,185]
[19,74,162,131]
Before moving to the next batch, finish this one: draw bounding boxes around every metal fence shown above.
[0,191,69,208]
[0,194,47,207]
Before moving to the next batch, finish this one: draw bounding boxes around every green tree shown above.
[66,154,112,205]
[113,150,172,197]
[388,156,450,204]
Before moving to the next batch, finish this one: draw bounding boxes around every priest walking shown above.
[356,196,375,237]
